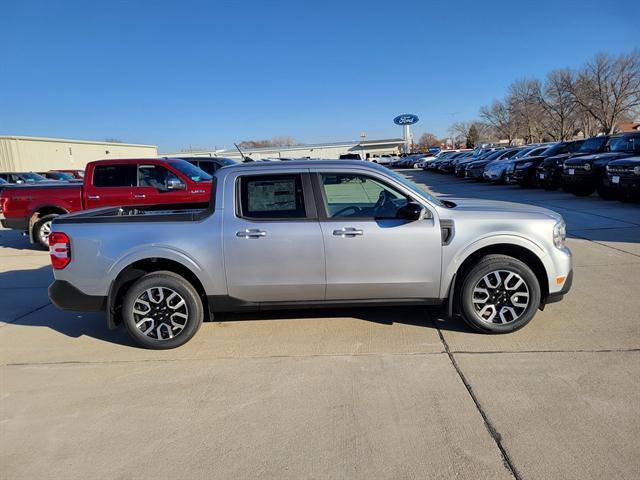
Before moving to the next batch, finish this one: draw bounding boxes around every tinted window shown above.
[608,135,640,153]
[166,160,211,182]
[138,165,180,189]
[320,173,409,219]
[578,136,607,153]
[93,165,137,187]
[239,174,306,219]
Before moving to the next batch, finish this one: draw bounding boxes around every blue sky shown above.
[1,0,638,152]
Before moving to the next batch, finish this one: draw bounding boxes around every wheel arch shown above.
[107,257,210,329]
[29,206,70,242]
[445,240,550,315]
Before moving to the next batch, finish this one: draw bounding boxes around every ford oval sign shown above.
[394,114,419,126]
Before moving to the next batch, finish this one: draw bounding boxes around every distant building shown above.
[0,135,157,172]
[616,122,640,133]
[162,138,405,161]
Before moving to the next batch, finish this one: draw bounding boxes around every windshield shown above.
[217,157,237,166]
[167,160,212,182]
[53,172,74,180]
[513,147,534,159]
[0,177,7,184]
[384,168,445,207]
[483,150,504,161]
[607,135,639,153]
[540,143,562,156]
[21,172,47,182]
[578,136,607,153]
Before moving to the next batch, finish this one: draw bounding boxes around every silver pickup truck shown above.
[48,160,572,349]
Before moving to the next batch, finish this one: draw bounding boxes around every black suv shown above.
[511,140,584,187]
[606,156,640,202]
[562,132,640,198]
[537,135,608,191]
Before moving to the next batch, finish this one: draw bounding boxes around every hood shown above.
[445,197,562,221]
[512,155,544,165]
[564,151,632,166]
[607,156,640,167]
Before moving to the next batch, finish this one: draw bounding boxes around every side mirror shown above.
[398,202,427,221]
[166,178,186,191]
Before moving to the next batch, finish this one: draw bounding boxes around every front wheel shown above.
[458,255,541,333]
[122,271,204,349]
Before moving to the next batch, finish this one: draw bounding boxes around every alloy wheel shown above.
[471,270,530,324]
[132,287,189,340]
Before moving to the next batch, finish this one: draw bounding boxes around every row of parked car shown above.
[408,132,640,202]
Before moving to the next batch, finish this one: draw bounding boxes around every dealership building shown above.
[0,135,158,172]
[162,138,406,161]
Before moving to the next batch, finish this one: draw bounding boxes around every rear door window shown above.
[238,174,307,219]
[93,165,137,187]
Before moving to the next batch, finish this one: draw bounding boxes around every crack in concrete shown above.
[436,328,521,480]
[0,302,51,328]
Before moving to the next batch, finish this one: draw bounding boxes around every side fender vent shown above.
[440,219,455,246]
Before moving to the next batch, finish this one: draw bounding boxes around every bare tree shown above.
[480,100,519,144]
[535,70,579,140]
[416,133,441,150]
[509,79,547,143]
[565,51,640,134]
[238,136,300,149]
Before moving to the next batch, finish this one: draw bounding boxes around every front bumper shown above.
[608,175,640,196]
[49,280,107,312]
[546,270,573,304]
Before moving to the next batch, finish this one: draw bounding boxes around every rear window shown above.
[93,165,137,187]
[238,174,306,219]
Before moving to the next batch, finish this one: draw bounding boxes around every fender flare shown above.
[105,246,213,329]
[441,234,549,300]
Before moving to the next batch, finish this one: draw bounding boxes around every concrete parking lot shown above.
[1,170,639,480]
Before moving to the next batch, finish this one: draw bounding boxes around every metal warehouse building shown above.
[0,136,158,172]
[162,138,405,161]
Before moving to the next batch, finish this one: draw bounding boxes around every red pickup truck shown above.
[0,158,213,248]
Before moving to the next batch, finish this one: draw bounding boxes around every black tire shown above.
[596,180,618,201]
[122,271,204,349]
[458,254,541,334]
[33,214,58,249]
[572,185,595,197]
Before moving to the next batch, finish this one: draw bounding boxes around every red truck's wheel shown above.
[33,214,58,250]
[122,271,204,349]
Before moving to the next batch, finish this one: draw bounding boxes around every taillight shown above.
[49,232,71,269]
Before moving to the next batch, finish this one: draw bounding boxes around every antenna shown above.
[234,143,251,162]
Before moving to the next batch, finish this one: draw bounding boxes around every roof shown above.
[0,135,157,148]
[221,159,388,171]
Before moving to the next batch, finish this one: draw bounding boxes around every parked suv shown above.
[0,172,49,184]
[484,145,548,183]
[537,136,608,191]
[562,132,640,198]
[510,141,584,187]
[169,156,237,176]
[606,156,640,202]
[48,161,572,349]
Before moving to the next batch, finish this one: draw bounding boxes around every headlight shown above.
[634,166,640,175]
[553,220,566,249]
[583,162,592,171]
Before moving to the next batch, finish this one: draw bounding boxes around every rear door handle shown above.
[87,195,100,200]
[236,229,267,239]
[333,227,363,237]
[134,194,146,199]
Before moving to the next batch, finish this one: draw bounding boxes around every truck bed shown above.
[54,202,211,224]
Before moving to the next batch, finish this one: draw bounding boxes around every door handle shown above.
[88,195,100,200]
[236,229,267,239]
[134,194,146,199]
[333,227,363,237]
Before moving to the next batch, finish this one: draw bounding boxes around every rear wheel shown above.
[571,184,596,197]
[122,271,204,349]
[33,214,58,249]
[458,255,541,333]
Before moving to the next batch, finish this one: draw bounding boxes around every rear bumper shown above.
[48,280,107,312]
